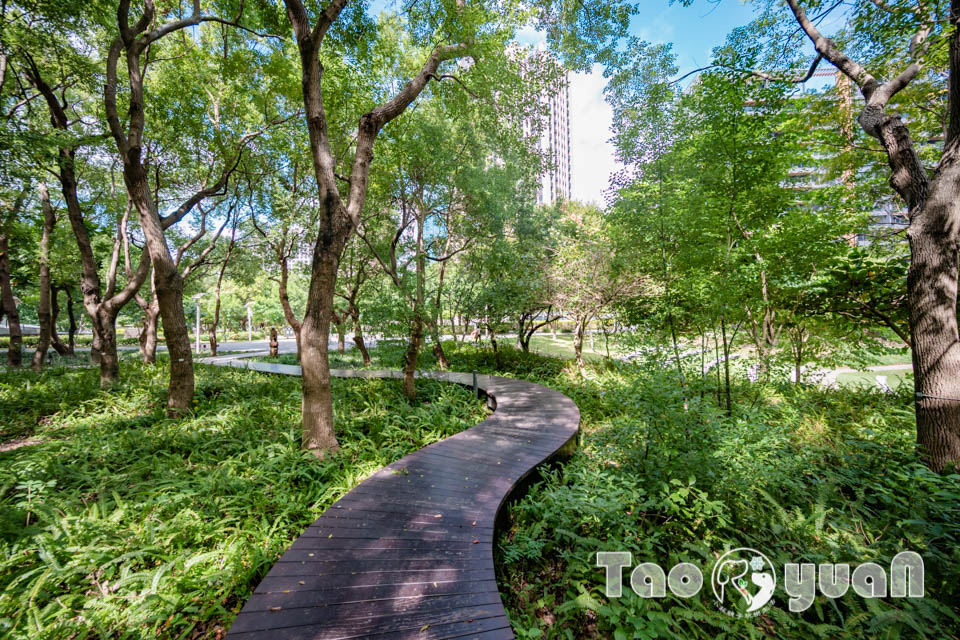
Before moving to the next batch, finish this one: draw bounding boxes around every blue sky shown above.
[563,0,763,205]
[372,0,769,205]
[515,1,767,204]
[631,1,758,76]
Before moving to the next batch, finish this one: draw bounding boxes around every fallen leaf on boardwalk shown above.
[434,514,442,518]
[472,539,479,544]
[270,607,281,611]
[420,624,430,632]
[298,581,305,585]
[471,521,476,526]
[433,582,438,587]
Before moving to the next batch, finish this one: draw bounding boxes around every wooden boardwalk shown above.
[202,355,580,640]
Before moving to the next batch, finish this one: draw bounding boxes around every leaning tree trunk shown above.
[31,183,56,371]
[432,336,449,369]
[350,309,372,366]
[0,233,23,367]
[94,307,121,386]
[907,164,960,472]
[125,167,194,412]
[278,255,303,362]
[49,286,72,356]
[353,331,372,366]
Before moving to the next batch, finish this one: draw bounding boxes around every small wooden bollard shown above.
[472,370,479,398]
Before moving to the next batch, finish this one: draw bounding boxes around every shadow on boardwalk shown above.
[201,354,581,640]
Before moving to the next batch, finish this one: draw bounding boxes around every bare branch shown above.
[783,0,879,98]
[345,40,472,224]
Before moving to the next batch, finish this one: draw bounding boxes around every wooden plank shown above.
[204,357,581,640]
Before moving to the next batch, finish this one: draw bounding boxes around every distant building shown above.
[519,46,572,206]
[536,72,572,205]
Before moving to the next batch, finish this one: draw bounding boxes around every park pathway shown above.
[201,354,580,640]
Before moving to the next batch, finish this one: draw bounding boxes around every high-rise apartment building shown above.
[535,72,572,206]
[516,44,572,206]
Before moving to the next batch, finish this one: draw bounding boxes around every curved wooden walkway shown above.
[202,354,580,640]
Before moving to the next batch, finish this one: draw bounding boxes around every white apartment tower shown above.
[515,43,572,206]
[536,72,572,206]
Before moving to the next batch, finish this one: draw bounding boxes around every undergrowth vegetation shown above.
[490,351,960,639]
[0,361,486,639]
[2,341,958,639]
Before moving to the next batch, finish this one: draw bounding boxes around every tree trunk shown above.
[573,315,586,371]
[269,327,279,357]
[49,286,72,356]
[29,60,150,384]
[153,261,193,413]
[31,183,56,371]
[96,308,121,387]
[299,249,343,456]
[402,313,423,402]
[353,328,372,366]
[336,322,346,353]
[89,325,102,366]
[517,315,527,351]
[0,233,23,367]
[65,287,77,353]
[278,252,303,362]
[721,312,732,417]
[402,208,428,401]
[907,164,960,472]
[140,302,159,364]
[209,236,234,358]
[432,332,449,368]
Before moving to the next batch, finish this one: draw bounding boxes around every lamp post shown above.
[245,302,254,342]
[192,293,204,354]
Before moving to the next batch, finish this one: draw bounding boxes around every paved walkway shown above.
[201,354,580,640]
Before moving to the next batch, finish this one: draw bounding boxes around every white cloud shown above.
[568,65,621,208]
[515,25,547,46]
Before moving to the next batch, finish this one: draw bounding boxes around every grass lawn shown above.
[836,368,914,390]
[527,333,624,360]
[0,359,486,639]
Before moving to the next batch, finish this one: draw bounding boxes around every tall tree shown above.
[30,182,56,370]
[104,1,275,412]
[740,0,960,471]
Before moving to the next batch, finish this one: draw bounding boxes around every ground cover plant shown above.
[489,352,960,639]
[0,360,487,639]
